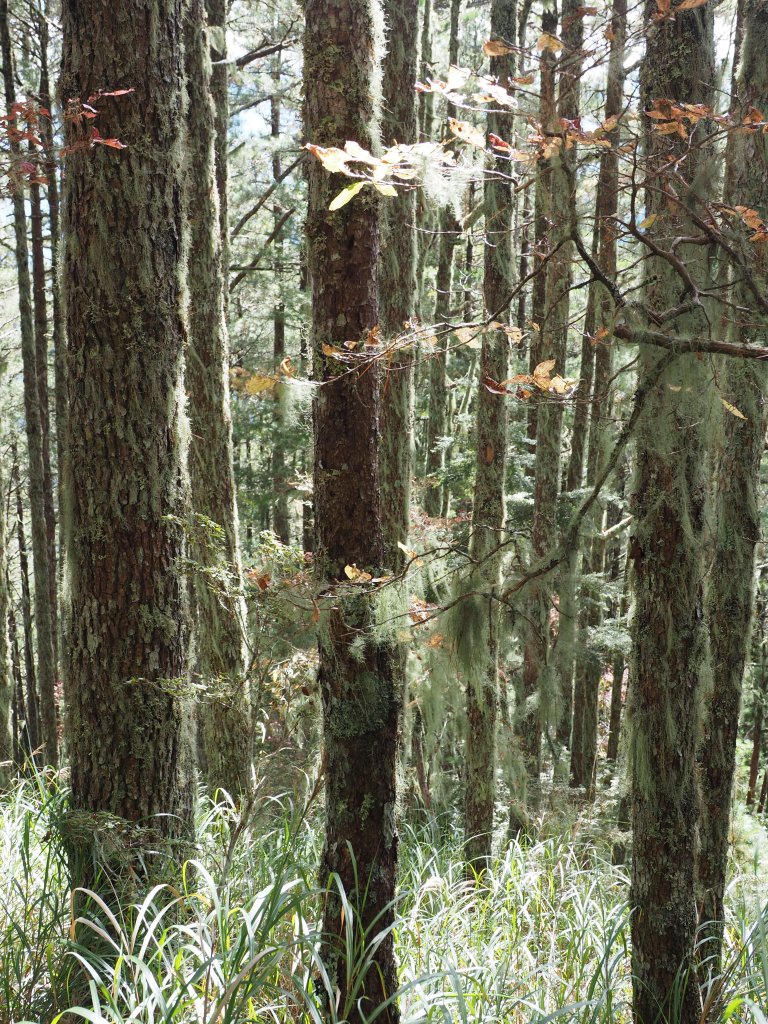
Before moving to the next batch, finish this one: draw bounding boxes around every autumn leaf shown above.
[676,0,709,10]
[244,374,277,396]
[482,376,514,395]
[305,143,352,175]
[448,118,485,149]
[279,357,294,377]
[639,213,658,230]
[329,180,367,210]
[373,181,397,197]
[537,32,564,51]
[489,132,512,151]
[344,564,373,582]
[483,38,514,56]
[322,342,345,359]
[721,398,747,420]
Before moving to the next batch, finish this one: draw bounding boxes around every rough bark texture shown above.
[697,0,768,963]
[205,0,229,281]
[61,0,195,852]
[521,0,580,787]
[304,0,402,1017]
[184,0,251,797]
[0,445,10,782]
[629,4,715,1021]
[1,0,58,767]
[463,0,515,872]
[379,0,418,567]
[424,0,461,519]
[12,454,41,756]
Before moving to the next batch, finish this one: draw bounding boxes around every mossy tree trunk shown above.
[746,588,767,809]
[379,0,418,567]
[697,0,768,964]
[184,0,250,797]
[463,0,515,872]
[629,3,715,1020]
[61,0,195,853]
[1,0,58,767]
[11,452,41,756]
[520,0,579,791]
[568,0,626,789]
[304,0,402,1017]
[424,0,461,519]
[0,438,10,782]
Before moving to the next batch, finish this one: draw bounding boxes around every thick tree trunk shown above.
[61,0,195,857]
[629,3,715,1020]
[184,0,250,798]
[1,1,58,766]
[463,0,515,872]
[304,0,401,1016]
[697,0,768,963]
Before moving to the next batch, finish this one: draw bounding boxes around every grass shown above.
[0,772,767,1024]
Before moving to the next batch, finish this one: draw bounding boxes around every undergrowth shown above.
[0,772,766,1024]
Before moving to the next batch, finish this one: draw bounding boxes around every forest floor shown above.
[1,768,767,1024]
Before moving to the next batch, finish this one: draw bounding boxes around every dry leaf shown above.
[483,38,514,56]
[721,398,747,420]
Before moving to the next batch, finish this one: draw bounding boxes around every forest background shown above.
[0,0,768,1021]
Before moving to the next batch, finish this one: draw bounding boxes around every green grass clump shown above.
[0,774,767,1024]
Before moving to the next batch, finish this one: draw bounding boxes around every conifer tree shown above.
[61,0,195,852]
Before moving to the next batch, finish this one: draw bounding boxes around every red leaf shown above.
[489,132,512,151]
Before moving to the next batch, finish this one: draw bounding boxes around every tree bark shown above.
[184,0,251,797]
[1,0,58,766]
[629,2,715,1019]
[304,0,402,1016]
[463,0,516,872]
[697,0,768,964]
[61,0,195,858]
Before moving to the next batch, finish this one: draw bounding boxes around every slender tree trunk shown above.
[380,0,418,566]
[1,1,58,766]
[304,0,401,1016]
[629,2,715,1019]
[11,454,40,757]
[424,0,461,519]
[61,0,195,858]
[206,0,229,283]
[697,0,768,963]
[746,591,767,809]
[463,0,515,872]
[0,449,10,784]
[39,5,68,594]
[569,0,626,787]
[521,0,582,788]
[29,168,59,676]
[759,768,768,814]
[184,0,251,797]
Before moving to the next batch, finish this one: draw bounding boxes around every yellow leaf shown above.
[533,359,556,377]
[483,38,514,56]
[244,374,276,395]
[329,180,367,210]
[305,143,351,175]
[322,342,344,358]
[373,181,398,197]
[537,32,564,51]
[639,213,658,230]
[344,563,373,582]
[721,398,747,420]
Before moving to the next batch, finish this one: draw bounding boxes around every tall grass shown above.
[0,774,766,1023]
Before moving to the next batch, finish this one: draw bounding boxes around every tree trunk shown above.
[697,0,768,964]
[184,0,251,797]
[304,0,401,1016]
[569,0,626,789]
[629,2,715,1019]
[379,0,418,568]
[61,0,195,859]
[1,0,58,766]
[0,446,10,784]
[463,0,516,872]
[11,452,41,758]
[206,0,229,283]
